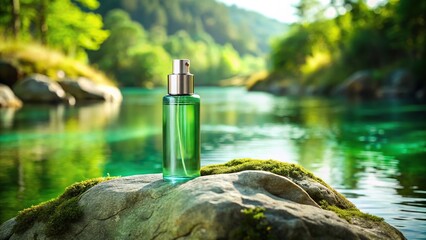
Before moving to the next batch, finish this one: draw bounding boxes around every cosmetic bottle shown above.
[163,59,200,182]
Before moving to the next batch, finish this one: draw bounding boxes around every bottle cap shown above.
[168,59,194,95]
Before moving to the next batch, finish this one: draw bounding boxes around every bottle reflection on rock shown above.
[163,59,200,183]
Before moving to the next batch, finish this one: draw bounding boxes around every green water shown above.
[163,94,200,182]
[0,87,425,239]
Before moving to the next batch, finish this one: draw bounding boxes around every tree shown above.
[11,0,20,38]
[126,45,171,86]
[46,0,108,58]
[91,9,172,86]
[295,0,325,23]
[91,10,146,80]
[0,0,108,60]
[39,0,48,44]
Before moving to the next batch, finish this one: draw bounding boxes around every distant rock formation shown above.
[58,77,122,102]
[11,74,122,105]
[13,74,75,104]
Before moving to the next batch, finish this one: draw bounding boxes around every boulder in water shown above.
[13,74,75,104]
[0,160,405,240]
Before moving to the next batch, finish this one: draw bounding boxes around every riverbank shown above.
[0,41,113,86]
[245,69,425,100]
[0,41,121,106]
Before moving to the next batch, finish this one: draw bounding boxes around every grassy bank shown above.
[0,40,115,86]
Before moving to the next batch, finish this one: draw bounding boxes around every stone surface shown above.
[0,170,405,240]
[13,74,75,104]
[0,84,22,108]
[333,70,377,97]
[58,78,122,102]
[379,69,416,97]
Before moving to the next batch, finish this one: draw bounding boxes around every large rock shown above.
[0,61,19,88]
[13,74,75,104]
[0,84,22,108]
[0,170,405,240]
[333,70,377,97]
[58,78,122,102]
[379,69,416,97]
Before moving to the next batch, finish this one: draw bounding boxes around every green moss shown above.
[13,177,115,236]
[0,40,115,86]
[320,200,383,223]
[201,158,353,207]
[202,158,383,223]
[201,158,319,181]
[230,207,275,240]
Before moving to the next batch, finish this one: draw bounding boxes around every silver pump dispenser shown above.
[168,59,194,95]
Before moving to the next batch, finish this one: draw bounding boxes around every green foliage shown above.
[127,45,171,86]
[319,200,383,223]
[91,9,263,86]
[2,0,276,87]
[47,0,108,56]
[201,158,356,210]
[230,207,275,240]
[13,177,115,236]
[271,19,341,86]
[295,0,326,23]
[0,40,114,85]
[0,0,108,60]
[202,158,382,224]
[96,0,285,57]
[90,0,285,86]
[269,0,426,91]
[227,5,287,54]
[201,158,318,181]
[90,9,170,87]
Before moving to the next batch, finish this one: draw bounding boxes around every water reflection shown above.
[0,108,17,129]
[0,88,425,239]
[0,101,120,221]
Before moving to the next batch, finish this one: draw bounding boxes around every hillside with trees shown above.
[0,0,288,87]
[90,0,287,86]
[252,0,425,98]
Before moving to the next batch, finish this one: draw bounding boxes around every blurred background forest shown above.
[0,0,425,95]
[0,0,284,88]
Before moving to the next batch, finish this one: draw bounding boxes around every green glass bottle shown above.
[163,59,200,183]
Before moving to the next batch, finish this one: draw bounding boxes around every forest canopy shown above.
[268,0,425,94]
[0,0,286,87]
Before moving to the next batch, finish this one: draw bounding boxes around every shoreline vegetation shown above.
[1,0,280,89]
[0,40,114,86]
[243,1,425,99]
[0,40,122,107]
[1,0,423,100]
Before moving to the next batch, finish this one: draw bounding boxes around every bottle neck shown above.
[167,74,194,95]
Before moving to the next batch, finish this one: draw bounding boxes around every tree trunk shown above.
[11,0,20,38]
[39,0,48,45]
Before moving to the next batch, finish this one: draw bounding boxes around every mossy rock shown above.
[201,158,382,224]
[12,177,115,237]
[8,158,386,238]
[230,207,276,240]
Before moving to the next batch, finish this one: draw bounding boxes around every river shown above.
[0,87,425,238]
